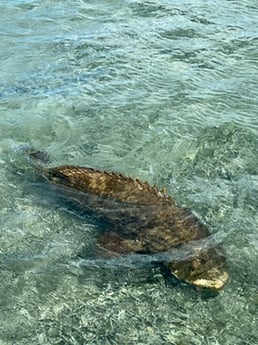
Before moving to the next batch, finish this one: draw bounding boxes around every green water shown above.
[0,0,258,344]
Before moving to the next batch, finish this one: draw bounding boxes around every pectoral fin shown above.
[97,232,144,256]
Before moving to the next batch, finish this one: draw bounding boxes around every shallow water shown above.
[0,0,258,344]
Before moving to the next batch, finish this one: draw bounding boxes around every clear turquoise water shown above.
[0,0,258,344]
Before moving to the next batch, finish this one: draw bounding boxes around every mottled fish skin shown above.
[37,163,228,290]
[47,166,173,205]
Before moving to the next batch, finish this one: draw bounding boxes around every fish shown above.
[25,149,228,290]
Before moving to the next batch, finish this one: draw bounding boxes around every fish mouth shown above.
[192,270,229,290]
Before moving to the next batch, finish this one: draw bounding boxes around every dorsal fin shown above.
[46,165,175,205]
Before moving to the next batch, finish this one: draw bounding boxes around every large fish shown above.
[26,149,228,290]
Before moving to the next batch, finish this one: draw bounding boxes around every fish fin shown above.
[21,146,50,166]
[97,232,144,256]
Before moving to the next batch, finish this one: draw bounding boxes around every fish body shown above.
[42,164,228,290]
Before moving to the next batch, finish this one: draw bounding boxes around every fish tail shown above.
[21,146,50,167]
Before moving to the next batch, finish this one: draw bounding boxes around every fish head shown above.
[167,247,228,290]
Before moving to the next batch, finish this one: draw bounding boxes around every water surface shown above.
[0,1,258,344]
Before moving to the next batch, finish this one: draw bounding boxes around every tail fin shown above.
[21,146,50,167]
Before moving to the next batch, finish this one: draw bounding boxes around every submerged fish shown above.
[26,149,228,290]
